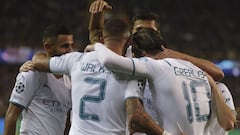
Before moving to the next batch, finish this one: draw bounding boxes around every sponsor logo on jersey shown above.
[42,99,68,113]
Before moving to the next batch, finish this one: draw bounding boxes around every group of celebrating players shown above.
[3,0,239,135]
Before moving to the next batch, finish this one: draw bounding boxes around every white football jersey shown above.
[49,51,143,135]
[126,45,158,122]
[209,82,235,135]
[142,82,158,122]
[95,43,213,135]
[10,71,71,135]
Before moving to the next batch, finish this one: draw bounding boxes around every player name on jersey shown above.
[81,62,112,74]
[173,66,205,79]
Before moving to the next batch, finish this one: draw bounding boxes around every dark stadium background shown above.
[0,0,239,134]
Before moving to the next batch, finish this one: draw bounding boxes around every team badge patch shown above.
[138,80,146,90]
[15,82,25,93]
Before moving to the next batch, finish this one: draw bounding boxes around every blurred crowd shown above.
[0,0,239,59]
[0,0,239,117]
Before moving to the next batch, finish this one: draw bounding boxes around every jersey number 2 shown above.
[79,77,106,121]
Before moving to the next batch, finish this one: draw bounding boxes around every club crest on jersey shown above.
[15,82,25,93]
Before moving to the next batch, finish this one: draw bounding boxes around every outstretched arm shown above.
[88,0,112,44]
[94,43,149,77]
[160,46,224,81]
[32,52,51,72]
[207,74,236,131]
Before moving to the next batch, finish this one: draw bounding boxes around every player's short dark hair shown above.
[43,24,72,44]
[103,18,130,41]
[132,27,167,58]
[132,11,160,29]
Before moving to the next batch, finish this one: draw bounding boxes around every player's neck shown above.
[144,52,162,60]
[105,41,124,55]
[54,74,63,79]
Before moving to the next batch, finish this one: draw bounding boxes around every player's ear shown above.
[44,43,52,52]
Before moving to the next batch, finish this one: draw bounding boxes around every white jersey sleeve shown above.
[216,82,235,111]
[95,43,153,78]
[95,43,169,80]
[10,71,43,107]
[50,52,83,75]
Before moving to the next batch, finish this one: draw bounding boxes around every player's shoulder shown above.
[165,58,191,65]
[19,70,41,76]
[52,51,84,63]
[216,82,227,88]
[63,51,83,58]
[216,82,231,93]
[17,70,46,80]
[169,58,201,70]
[137,56,164,64]
[80,51,98,61]
[156,58,182,67]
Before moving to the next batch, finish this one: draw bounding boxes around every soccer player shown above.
[88,0,224,82]
[93,28,236,135]
[87,1,225,125]
[31,18,168,135]
[4,24,73,135]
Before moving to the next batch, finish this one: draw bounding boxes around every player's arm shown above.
[4,103,23,135]
[217,83,238,128]
[236,107,240,128]
[94,43,149,77]
[207,74,236,131]
[217,83,236,112]
[33,51,82,75]
[88,0,112,44]
[4,71,41,135]
[125,80,171,135]
[32,52,51,72]
[126,98,171,135]
[160,46,224,81]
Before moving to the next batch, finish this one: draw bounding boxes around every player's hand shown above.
[129,122,145,135]
[19,60,34,72]
[158,45,170,58]
[89,0,112,13]
[159,45,185,59]
[84,44,95,52]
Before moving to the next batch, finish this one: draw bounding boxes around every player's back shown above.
[69,52,130,135]
[146,58,211,135]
